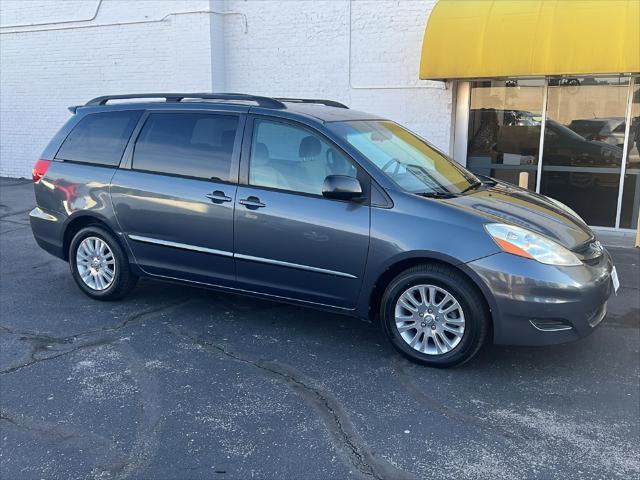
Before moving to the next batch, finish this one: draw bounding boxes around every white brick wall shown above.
[223,0,452,151]
[0,0,214,178]
[0,0,452,178]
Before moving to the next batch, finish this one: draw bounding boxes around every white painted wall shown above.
[222,0,452,150]
[0,0,452,178]
[0,0,214,178]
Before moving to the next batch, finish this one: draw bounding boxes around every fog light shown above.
[529,318,573,332]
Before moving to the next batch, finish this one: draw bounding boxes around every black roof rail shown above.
[84,93,287,109]
[275,98,349,109]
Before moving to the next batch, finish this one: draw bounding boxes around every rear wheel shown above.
[380,263,489,368]
[69,225,137,300]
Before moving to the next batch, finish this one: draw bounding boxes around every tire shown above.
[68,225,137,301]
[380,263,489,368]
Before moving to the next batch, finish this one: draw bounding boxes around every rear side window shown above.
[132,113,238,181]
[56,111,141,166]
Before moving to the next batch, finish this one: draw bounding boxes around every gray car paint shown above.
[30,100,615,347]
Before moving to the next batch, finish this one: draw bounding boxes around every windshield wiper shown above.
[459,181,482,194]
[417,191,457,199]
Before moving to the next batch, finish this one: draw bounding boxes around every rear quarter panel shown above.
[36,161,116,220]
[33,161,122,256]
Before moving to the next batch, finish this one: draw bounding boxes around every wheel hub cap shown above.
[76,236,116,291]
[394,284,466,355]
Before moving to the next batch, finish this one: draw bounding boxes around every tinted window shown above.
[249,119,357,195]
[56,110,141,166]
[133,113,238,181]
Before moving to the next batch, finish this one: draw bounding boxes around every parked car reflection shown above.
[567,117,626,147]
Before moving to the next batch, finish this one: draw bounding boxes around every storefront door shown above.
[462,76,639,230]
[466,79,543,191]
[540,77,628,227]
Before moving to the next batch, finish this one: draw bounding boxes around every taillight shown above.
[32,159,51,184]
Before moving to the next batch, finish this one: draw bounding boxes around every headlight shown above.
[485,223,582,266]
[545,196,585,223]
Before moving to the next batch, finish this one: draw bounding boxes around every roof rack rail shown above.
[84,93,287,109]
[275,98,349,109]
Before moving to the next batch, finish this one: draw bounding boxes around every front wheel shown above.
[69,225,137,301]
[380,263,489,368]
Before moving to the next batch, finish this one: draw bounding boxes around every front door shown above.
[111,111,243,286]
[233,117,370,309]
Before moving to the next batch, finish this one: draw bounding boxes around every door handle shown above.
[239,196,266,209]
[206,190,232,203]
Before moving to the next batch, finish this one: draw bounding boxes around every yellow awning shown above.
[419,0,640,80]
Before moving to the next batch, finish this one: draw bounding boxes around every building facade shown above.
[1,0,638,230]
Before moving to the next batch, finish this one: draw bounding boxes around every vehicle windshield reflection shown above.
[329,120,478,195]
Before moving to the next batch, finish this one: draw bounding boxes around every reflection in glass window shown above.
[133,113,238,181]
[330,120,478,195]
[249,120,357,195]
[56,111,142,166]
[467,79,544,190]
[620,81,640,229]
[540,76,628,227]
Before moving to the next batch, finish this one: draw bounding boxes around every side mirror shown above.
[322,175,363,201]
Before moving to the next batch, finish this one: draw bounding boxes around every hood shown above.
[441,181,594,250]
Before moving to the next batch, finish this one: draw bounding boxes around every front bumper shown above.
[466,250,614,346]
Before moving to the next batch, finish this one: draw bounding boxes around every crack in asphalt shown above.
[1,226,29,236]
[0,408,126,456]
[391,359,530,442]
[31,259,55,269]
[0,208,32,220]
[95,298,192,336]
[0,298,191,375]
[0,180,31,187]
[0,408,134,477]
[1,299,190,479]
[169,325,415,480]
[0,336,113,375]
[103,343,165,480]
[0,215,29,225]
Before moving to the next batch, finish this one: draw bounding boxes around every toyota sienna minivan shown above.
[30,93,619,367]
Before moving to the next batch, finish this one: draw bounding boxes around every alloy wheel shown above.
[75,236,116,291]
[394,284,465,355]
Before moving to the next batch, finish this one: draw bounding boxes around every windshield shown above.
[328,120,479,195]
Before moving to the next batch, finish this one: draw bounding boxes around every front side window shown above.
[56,110,141,166]
[132,113,238,181]
[249,119,357,195]
[329,120,478,195]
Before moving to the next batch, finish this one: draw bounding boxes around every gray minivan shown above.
[30,93,619,367]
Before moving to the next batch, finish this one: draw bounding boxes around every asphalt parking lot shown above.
[1,177,639,480]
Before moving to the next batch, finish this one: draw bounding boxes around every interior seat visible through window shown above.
[249,141,291,190]
[249,119,357,196]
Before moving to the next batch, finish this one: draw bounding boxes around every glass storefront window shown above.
[467,79,543,190]
[463,75,638,229]
[620,80,640,229]
[540,76,629,227]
